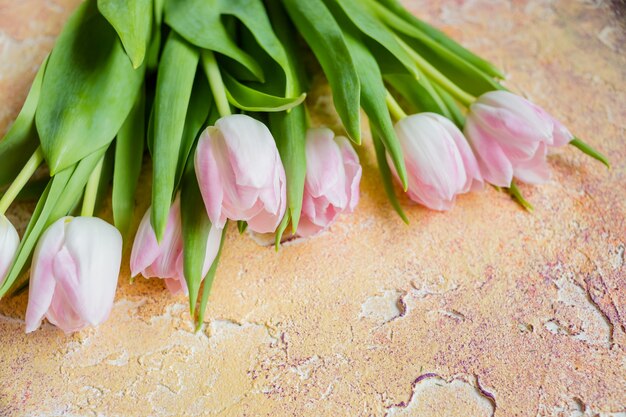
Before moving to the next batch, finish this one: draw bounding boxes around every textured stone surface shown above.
[1,0,625,416]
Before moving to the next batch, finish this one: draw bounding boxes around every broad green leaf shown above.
[181,164,212,317]
[341,24,408,190]
[166,0,286,84]
[266,0,308,235]
[98,0,152,69]
[270,104,307,235]
[36,0,144,174]
[175,71,213,189]
[224,72,306,112]
[146,0,164,69]
[364,0,502,96]
[375,0,505,79]
[327,0,418,79]
[0,56,48,188]
[151,32,199,241]
[282,0,362,143]
[372,129,408,224]
[196,224,228,330]
[113,85,145,237]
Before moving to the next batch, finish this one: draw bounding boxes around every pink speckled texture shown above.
[0,1,624,416]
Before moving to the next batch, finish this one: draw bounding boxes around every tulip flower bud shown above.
[297,128,362,237]
[391,113,483,211]
[0,215,19,285]
[25,217,122,334]
[130,196,221,295]
[464,90,574,187]
[195,114,287,234]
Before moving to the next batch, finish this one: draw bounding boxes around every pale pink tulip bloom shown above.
[25,217,122,334]
[0,215,19,285]
[464,90,574,187]
[130,196,221,295]
[391,113,483,211]
[195,114,287,234]
[297,128,362,237]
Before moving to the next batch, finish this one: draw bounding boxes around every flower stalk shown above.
[0,147,44,215]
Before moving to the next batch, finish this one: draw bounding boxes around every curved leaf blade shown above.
[151,31,199,241]
[282,0,361,143]
[112,84,145,237]
[36,0,144,174]
[224,72,306,112]
[98,0,153,69]
[0,56,48,188]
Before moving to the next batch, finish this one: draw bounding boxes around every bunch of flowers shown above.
[0,0,607,333]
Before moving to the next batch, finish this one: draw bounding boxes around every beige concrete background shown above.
[0,0,625,416]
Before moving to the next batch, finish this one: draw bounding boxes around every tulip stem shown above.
[0,146,44,215]
[386,92,407,122]
[81,156,105,217]
[395,36,476,107]
[202,50,232,117]
[570,137,610,168]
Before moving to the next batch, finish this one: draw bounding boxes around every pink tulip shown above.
[0,215,19,285]
[297,128,362,237]
[464,90,574,187]
[195,114,287,234]
[391,113,483,211]
[25,217,122,333]
[130,196,222,295]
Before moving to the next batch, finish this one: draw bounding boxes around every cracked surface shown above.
[1,0,625,416]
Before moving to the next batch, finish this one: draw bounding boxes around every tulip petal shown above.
[195,127,227,229]
[25,217,67,333]
[62,217,122,326]
[514,142,551,184]
[0,216,19,284]
[465,120,514,187]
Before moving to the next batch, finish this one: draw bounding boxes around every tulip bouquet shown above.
[0,0,608,333]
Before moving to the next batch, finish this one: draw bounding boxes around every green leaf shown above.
[98,0,152,69]
[196,224,228,331]
[181,164,212,318]
[112,84,145,237]
[270,105,307,236]
[375,0,505,79]
[146,0,164,70]
[327,0,419,79]
[36,0,144,174]
[151,31,199,241]
[266,0,308,235]
[364,0,502,96]
[175,71,214,189]
[224,72,306,112]
[372,128,408,224]
[167,0,289,84]
[282,0,362,143]
[570,138,610,168]
[341,26,408,190]
[433,83,466,128]
[0,56,48,188]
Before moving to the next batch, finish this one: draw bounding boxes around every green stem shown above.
[81,156,105,217]
[395,36,476,107]
[0,147,44,215]
[386,92,408,123]
[570,137,610,168]
[202,50,232,117]
[508,182,534,212]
